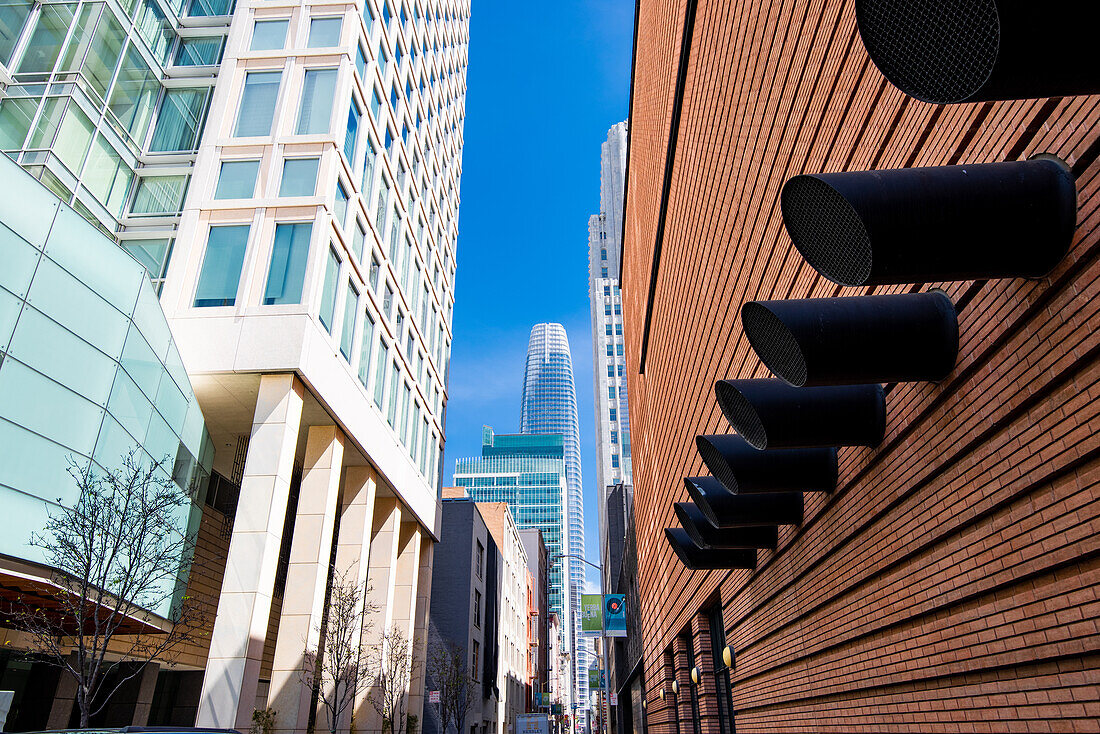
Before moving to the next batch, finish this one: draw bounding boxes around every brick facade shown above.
[622,1,1100,730]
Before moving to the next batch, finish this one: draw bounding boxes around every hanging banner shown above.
[603,594,627,637]
[588,669,605,690]
[581,594,603,635]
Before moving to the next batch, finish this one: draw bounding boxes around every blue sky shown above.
[443,0,635,592]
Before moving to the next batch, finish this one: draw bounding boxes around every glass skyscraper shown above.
[519,322,588,710]
[454,427,574,712]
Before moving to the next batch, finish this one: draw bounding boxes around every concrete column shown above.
[390,523,422,733]
[356,497,402,733]
[269,424,346,734]
[318,466,377,734]
[406,536,434,728]
[197,373,304,730]
[131,662,162,726]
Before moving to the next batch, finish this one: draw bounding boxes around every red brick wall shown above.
[622,0,1100,730]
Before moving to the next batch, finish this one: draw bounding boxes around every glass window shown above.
[121,239,171,279]
[357,311,375,387]
[297,68,338,134]
[264,223,312,305]
[307,17,342,47]
[71,6,125,99]
[352,222,367,262]
[215,159,260,199]
[373,339,388,408]
[236,71,282,137]
[175,37,222,65]
[251,19,288,51]
[0,96,36,150]
[280,157,319,196]
[195,225,250,307]
[611,454,619,468]
[344,99,361,164]
[187,0,232,17]
[150,88,208,151]
[383,283,393,319]
[82,134,132,216]
[131,175,188,214]
[109,45,159,140]
[334,180,349,229]
[319,246,341,332]
[0,0,33,64]
[355,44,367,79]
[369,255,380,291]
[16,3,75,73]
[399,382,410,443]
[386,360,399,426]
[132,0,173,64]
[339,282,358,359]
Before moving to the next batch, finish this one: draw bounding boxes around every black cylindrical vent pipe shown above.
[716,379,886,449]
[780,159,1076,287]
[855,0,1100,104]
[665,528,757,571]
[674,503,779,550]
[696,435,837,493]
[683,477,804,527]
[741,291,958,387]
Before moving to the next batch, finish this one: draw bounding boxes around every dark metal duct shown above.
[674,502,779,550]
[781,158,1076,287]
[855,0,1100,104]
[716,379,886,449]
[741,291,958,387]
[683,477,804,527]
[665,528,757,571]
[696,434,837,494]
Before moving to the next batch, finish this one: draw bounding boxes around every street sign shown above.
[603,594,626,638]
[609,693,618,706]
[429,691,440,704]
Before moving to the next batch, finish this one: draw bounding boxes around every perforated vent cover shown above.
[856,0,1001,104]
[782,176,872,286]
[715,382,769,450]
[742,303,809,387]
[696,439,740,494]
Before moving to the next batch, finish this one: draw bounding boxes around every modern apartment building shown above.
[0,0,470,730]
[454,428,575,717]
[621,0,1100,731]
[518,323,587,710]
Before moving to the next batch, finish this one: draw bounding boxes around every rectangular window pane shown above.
[280,157,319,196]
[187,0,231,17]
[175,37,222,65]
[387,361,399,426]
[334,181,349,229]
[251,19,288,51]
[344,100,360,164]
[83,134,132,216]
[150,88,207,151]
[108,44,160,140]
[131,175,188,214]
[195,225,250,307]
[399,382,410,443]
[79,7,125,99]
[16,3,75,73]
[215,159,260,199]
[297,68,338,134]
[236,71,282,137]
[358,311,375,387]
[264,223,312,305]
[319,246,340,331]
[339,283,358,360]
[307,17,341,47]
[352,223,366,262]
[0,0,33,64]
[373,340,388,407]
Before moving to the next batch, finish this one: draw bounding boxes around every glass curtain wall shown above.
[0,0,230,288]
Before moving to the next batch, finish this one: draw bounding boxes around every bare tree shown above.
[426,638,475,734]
[368,626,417,734]
[301,572,379,734]
[5,451,204,727]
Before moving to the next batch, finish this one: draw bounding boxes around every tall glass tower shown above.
[520,322,588,710]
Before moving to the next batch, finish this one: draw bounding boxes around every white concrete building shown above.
[587,122,630,581]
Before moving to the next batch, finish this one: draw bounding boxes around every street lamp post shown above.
[550,553,611,734]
